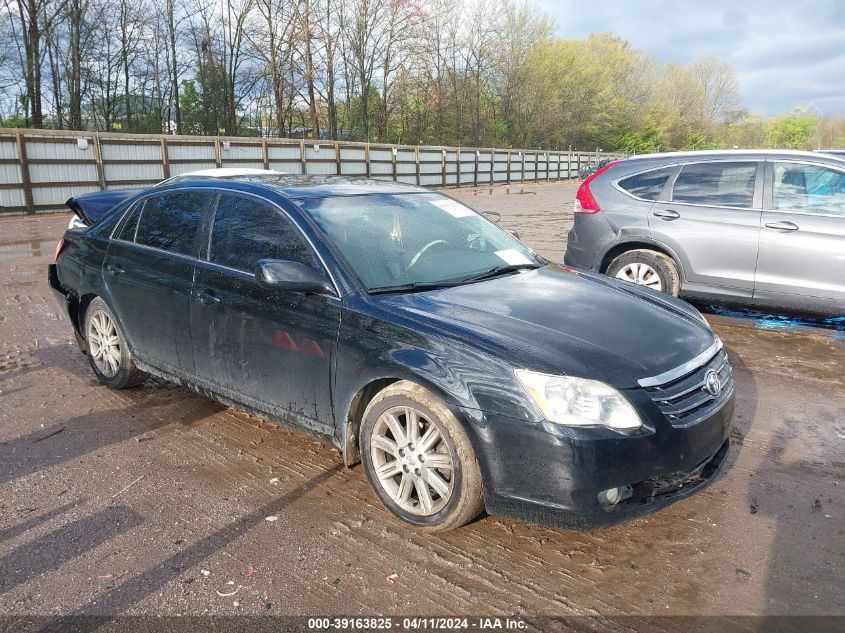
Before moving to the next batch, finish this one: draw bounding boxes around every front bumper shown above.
[461,388,734,531]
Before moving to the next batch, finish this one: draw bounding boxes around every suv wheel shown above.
[607,249,680,297]
[83,297,147,389]
[360,381,484,531]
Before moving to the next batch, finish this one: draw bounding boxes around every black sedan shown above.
[49,175,734,531]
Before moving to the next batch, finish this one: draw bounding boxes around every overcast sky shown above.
[538,0,845,116]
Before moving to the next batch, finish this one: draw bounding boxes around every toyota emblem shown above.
[704,369,722,397]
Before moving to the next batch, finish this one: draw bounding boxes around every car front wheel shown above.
[83,297,146,389]
[360,381,484,531]
[606,249,680,297]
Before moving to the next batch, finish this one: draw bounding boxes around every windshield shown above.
[297,193,542,291]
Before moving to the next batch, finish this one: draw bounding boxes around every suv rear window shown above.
[618,167,674,201]
[672,162,757,208]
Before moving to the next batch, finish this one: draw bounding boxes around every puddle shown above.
[703,304,845,338]
[0,238,58,261]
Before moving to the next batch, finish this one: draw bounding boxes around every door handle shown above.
[195,289,221,306]
[105,263,124,276]
[764,221,799,232]
[653,209,680,220]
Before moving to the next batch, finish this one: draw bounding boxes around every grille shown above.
[644,349,734,427]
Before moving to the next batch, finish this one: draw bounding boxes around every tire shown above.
[83,297,146,389]
[606,249,681,297]
[360,381,484,531]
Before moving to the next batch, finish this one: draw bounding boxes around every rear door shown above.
[649,160,763,298]
[103,190,213,375]
[190,192,340,436]
[754,160,845,309]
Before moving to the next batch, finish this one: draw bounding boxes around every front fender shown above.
[334,302,538,464]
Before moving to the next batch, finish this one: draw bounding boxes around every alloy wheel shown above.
[86,309,121,377]
[369,405,455,516]
[615,262,663,291]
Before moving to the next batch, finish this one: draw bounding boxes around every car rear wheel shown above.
[83,297,146,389]
[360,381,484,531]
[607,249,680,297]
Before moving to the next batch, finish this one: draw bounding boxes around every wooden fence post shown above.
[93,134,106,190]
[473,150,479,188]
[261,138,270,170]
[455,146,461,188]
[15,132,34,214]
[441,149,446,188]
[299,138,307,174]
[392,147,398,182]
[365,143,371,178]
[334,142,341,175]
[506,150,512,185]
[160,137,171,180]
[414,146,421,186]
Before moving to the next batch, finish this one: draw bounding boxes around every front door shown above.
[190,192,340,436]
[103,190,212,374]
[755,160,845,309]
[649,160,763,298]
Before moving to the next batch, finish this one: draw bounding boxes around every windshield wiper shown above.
[368,280,465,295]
[368,263,543,295]
[457,263,542,283]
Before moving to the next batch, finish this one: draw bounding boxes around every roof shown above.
[625,148,845,163]
[213,174,432,199]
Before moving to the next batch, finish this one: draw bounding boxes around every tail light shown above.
[575,161,620,214]
[53,238,66,262]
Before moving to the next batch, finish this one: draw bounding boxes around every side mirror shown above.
[255,259,336,296]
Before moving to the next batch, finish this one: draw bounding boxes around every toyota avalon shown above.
[49,175,734,531]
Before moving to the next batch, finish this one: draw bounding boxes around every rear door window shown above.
[208,194,317,273]
[672,162,757,208]
[772,162,845,216]
[134,191,210,256]
[618,167,674,201]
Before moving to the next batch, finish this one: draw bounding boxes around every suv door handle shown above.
[764,221,799,232]
[195,289,221,305]
[653,209,680,220]
[105,263,124,276]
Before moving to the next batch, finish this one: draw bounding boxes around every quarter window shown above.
[114,201,142,241]
[672,162,757,208]
[209,194,317,273]
[772,162,845,216]
[618,167,674,201]
[134,192,209,255]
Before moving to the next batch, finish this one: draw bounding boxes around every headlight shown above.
[515,370,642,430]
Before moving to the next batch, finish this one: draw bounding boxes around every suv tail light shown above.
[53,238,66,262]
[575,160,620,214]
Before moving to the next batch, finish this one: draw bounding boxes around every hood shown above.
[66,188,148,225]
[378,265,716,389]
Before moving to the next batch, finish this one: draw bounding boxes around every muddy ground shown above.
[0,182,843,625]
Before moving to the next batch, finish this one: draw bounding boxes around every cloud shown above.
[538,0,845,115]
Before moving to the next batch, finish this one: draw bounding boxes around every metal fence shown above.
[0,128,621,215]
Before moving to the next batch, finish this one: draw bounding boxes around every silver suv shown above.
[563,150,845,313]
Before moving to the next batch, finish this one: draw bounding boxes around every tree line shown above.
[1,0,844,151]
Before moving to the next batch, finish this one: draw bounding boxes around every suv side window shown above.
[772,162,845,216]
[134,191,209,255]
[672,162,757,208]
[618,167,674,201]
[209,194,318,273]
